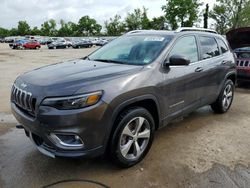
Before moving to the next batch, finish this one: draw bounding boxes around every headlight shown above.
[41,91,102,110]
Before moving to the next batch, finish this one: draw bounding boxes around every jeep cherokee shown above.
[11,28,236,167]
[227,27,250,82]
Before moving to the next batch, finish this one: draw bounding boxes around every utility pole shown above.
[203,4,209,28]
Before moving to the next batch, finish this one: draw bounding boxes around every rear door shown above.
[196,35,223,104]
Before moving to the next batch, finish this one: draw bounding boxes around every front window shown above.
[88,35,173,65]
[168,36,198,63]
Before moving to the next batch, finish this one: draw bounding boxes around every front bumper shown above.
[11,101,112,158]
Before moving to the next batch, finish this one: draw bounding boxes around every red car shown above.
[227,27,250,82]
[23,40,41,49]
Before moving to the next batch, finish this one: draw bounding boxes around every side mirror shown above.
[164,55,191,67]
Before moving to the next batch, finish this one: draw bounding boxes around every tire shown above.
[211,79,234,114]
[36,46,39,50]
[53,46,56,49]
[110,107,155,168]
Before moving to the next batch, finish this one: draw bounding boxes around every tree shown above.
[78,16,102,36]
[104,15,125,36]
[67,22,79,36]
[162,0,202,30]
[125,7,151,31]
[150,16,167,30]
[203,4,209,28]
[0,27,9,37]
[17,21,30,35]
[240,1,250,26]
[141,7,151,29]
[210,5,229,34]
[9,28,18,36]
[41,19,57,36]
[57,19,73,37]
[210,0,250,34]
[30,27,41,35]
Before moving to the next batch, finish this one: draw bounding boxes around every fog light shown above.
[49,133,84,149]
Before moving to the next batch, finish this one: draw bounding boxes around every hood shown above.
[16,59,143,96]
[226,27,250,50]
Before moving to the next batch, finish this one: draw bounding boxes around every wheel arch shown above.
[110,94,161,133]
[226,72,236,85]
[104,94,161,155]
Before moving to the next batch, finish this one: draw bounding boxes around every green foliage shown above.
[125,7,151,31]
[57,20,72,37]
[17,21,31,35]
[210,0,250,34]
[241,1,250,27]
[78,16,102,36]
[9,28,18,36]
[141,7,151,29]
[30,27,41,35]
[162,0,201,30]
[150,16,167,30]
[210,5,229,34]
[105,15,126,36]
[41,19,57,36]
[0,27,9,37]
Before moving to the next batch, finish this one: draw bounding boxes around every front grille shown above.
[237,60,250,67]
[11,84,36,116]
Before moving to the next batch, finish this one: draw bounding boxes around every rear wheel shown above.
[211,79,234,113]
[110,107,155,167]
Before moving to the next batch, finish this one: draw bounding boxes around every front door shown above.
[162,35,202,119]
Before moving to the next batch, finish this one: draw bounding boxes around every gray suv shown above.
[11,28,236,167]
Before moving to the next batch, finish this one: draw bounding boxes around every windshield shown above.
[235,47,250,58]
[235,47,250,52]
[88,35,173,65]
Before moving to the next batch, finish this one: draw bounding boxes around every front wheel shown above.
[211,79,234,114]
[110,107,155,168]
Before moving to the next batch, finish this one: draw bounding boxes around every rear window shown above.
[217,38,229,54]
[199,36,220,59]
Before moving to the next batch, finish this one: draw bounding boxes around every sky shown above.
[0,0,217,29]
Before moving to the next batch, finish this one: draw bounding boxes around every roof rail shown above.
[126,30,155,35]
[176,27,218,34]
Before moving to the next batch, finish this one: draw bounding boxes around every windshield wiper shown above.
[82,56,90,60]
[91,59,126,64]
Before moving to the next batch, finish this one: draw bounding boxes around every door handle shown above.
[195,67,204,72]
[221,60,232,65]
[221,60,227,65]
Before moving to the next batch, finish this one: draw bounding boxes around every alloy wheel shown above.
[119,117,151,160]
[222,84,233,110]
